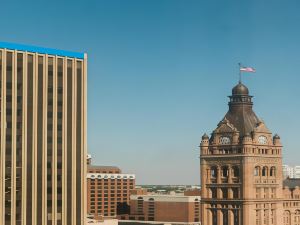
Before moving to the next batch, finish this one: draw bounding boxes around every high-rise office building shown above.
[0,42,87,225]
[283,165,295,178]
[283,165,300,179]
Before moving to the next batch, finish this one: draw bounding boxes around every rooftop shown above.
[88,165,121,170]
[130,194,200,202]
[283,178,300,188]
[0,41,85,59]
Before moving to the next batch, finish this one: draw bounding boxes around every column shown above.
[228,209,234,225]
[42,55,48,225]
[82,53,88,225]
[71,58,77,225]
[52,56,58,225]
[217,207,223,225]
[207,208,212,225]
[228,188,233,199]
[217,166,221,183]
[32,53,38,225]
[0,50,6,225]
[62,57,67,225]
[11,50,17,225]
[228,166,232,184]
[21,52,28,225]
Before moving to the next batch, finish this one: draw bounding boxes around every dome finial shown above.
[232,82,249,96]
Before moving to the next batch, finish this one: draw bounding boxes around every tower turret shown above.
[200,81,284,225]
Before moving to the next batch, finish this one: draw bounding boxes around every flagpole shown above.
[238,63,242,83]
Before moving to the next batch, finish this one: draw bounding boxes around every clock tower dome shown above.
[200,82,283,225]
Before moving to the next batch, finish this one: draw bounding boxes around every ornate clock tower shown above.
[200,82,283,225]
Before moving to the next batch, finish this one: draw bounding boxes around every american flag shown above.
[240,67,256,73]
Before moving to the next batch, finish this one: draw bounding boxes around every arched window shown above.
[232,166,239,177]
[221,188,228,199]
[283,210,291,225]
[270,167,276,176]
[262,166,268,176]
[295,210,300,224]
[232,188,239,199]
[254,166,260,176]
[222,166,229,177]
[211,166,218,178]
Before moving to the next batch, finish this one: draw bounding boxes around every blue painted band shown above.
[0,41,85,59]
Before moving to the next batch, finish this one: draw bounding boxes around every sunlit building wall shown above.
[0,42,87,225]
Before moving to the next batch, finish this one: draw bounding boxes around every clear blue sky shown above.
[2,0,300,184]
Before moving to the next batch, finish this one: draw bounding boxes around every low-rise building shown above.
[118,194,201,223]
[282,178,300,225]
[86,217,118,225]
[87,163,135,219]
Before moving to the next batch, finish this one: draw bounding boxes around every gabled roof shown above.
[224,105,261,136]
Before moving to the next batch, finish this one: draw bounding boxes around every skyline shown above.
[2,0,300,184]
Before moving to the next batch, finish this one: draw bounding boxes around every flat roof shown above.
[0,41,85,59]
[88,165,121,170]
[130,194,200,202]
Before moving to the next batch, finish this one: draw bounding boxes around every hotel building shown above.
[0,42,87,225]
[87,165,135,219]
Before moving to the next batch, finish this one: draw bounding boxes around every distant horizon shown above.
[2,0,300,184]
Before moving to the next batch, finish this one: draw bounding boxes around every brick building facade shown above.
[87,165,135,219]
[119,194,201,223]
[200,82,300,225]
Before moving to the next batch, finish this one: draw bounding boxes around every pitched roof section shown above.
[0,41,85,59]
[224,104,261,136]
[283,178,300,188]
[218,82,268,137]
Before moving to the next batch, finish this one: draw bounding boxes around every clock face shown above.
[219,136,231,145]
[258,135,267,144]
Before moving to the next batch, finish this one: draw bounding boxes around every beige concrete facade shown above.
[200,82,300,225]
[0,43,87,225]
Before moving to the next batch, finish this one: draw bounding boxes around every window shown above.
[262,167,268,176]
[295,210,300,223]
[211,188,217,198]
[232,188,239,198]
[254,166,260,176]
[233,166,239,177]
[222,188,228,199]
[211,166,217,178]
[222,166,229,177]
[270,167,276,176]
[283,211,290,225]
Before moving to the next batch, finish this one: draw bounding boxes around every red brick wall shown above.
[128,198,201,222]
